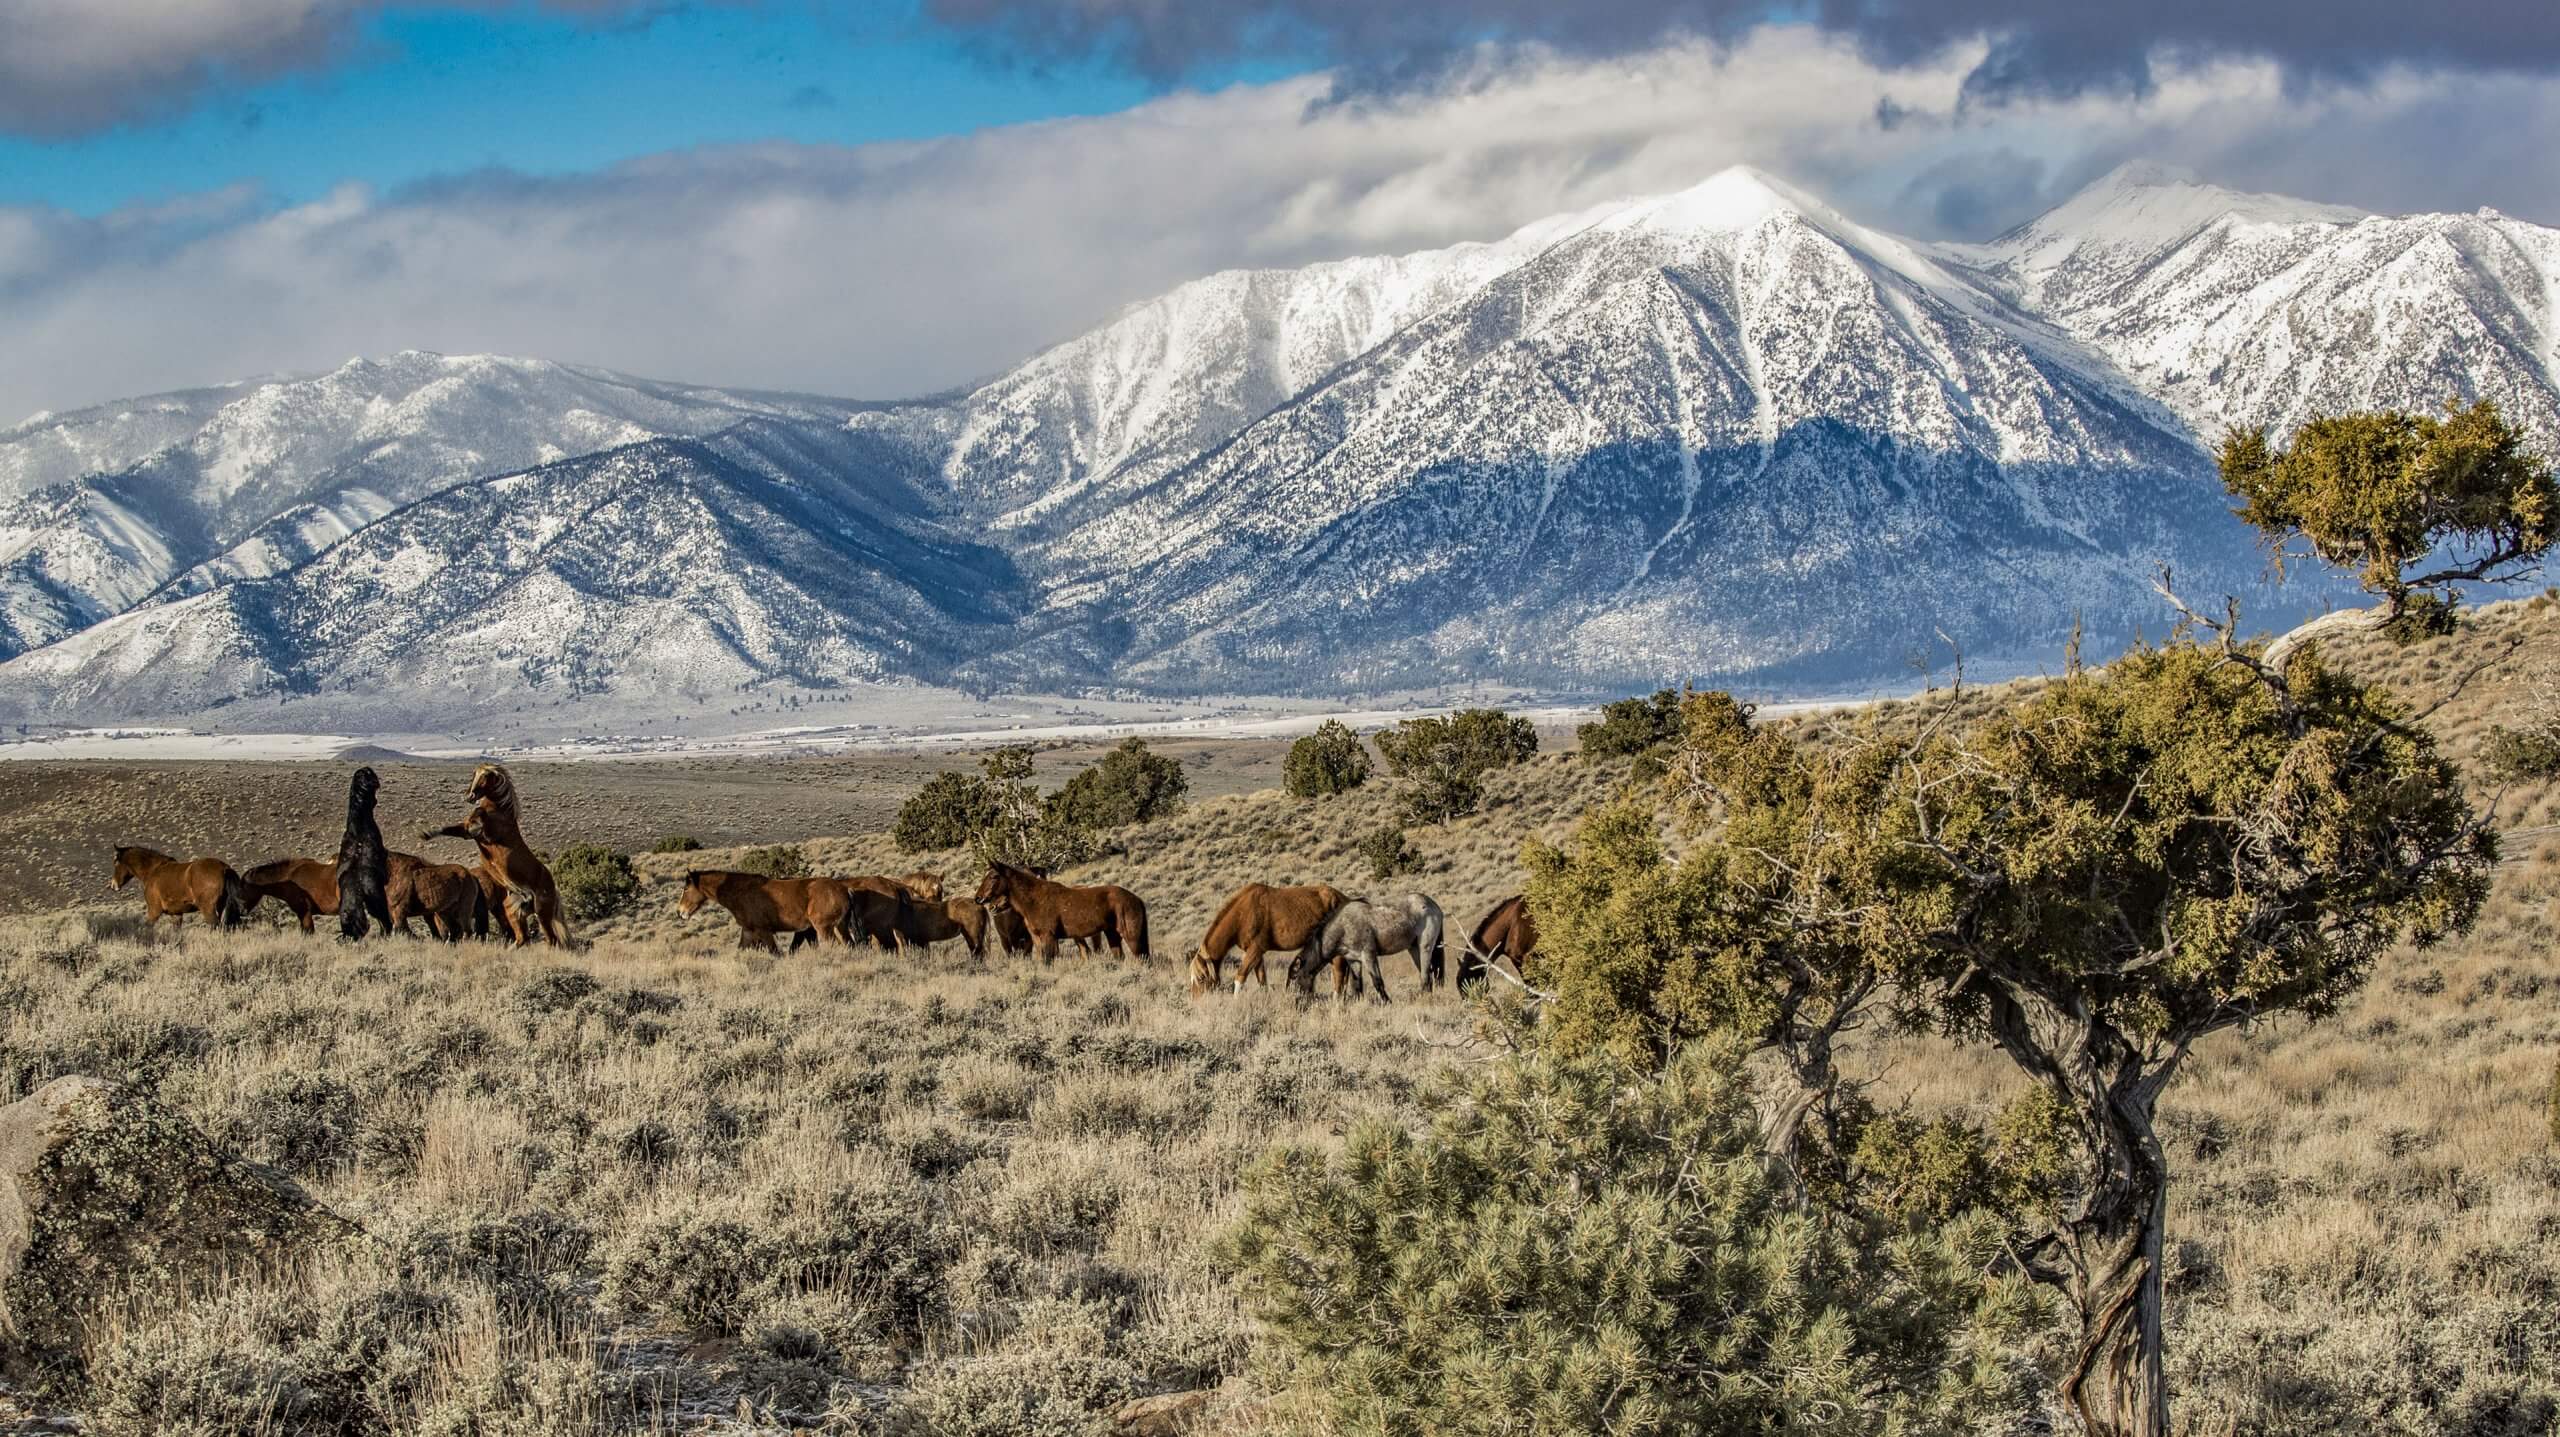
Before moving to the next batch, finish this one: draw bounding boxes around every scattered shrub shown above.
[1221,1040,2038,1435]
[238,1072,361,1177]
[895,771,1003,853]
[735,845,810,880]
[649,835,705,854]
[1376,708,1535,823]
[1046,738,1188,830]
[896,1300,1142,1437]
[551,843,638,923]
[1355,824,1422,880]
[1283,720,1373,799]
[83,1278,455,1437]
[1575,687,1684,758]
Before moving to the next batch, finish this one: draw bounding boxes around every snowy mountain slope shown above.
[1943,163,2560,450]
[1001,167,2258,691]
[0,422,1022,723]
[6,162,2556,726]
[0,353,879,661]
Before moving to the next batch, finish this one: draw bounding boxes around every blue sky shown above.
[1,5,1305,216]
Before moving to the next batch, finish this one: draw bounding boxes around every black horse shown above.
[336,767,394,939]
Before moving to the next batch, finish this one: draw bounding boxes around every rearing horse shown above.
[423,764,570,946]
[972,861,1150,964]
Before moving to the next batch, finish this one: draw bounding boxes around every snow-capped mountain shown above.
[2,163,2554,728]
[1944,162,2560,450]
[0,353,871,659]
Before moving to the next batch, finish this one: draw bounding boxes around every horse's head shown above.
[678,871,714,916]
[110,846,140,889]
[972,864,1011,909]
[903,871,945,902]
[1188,944,1217,997]
[348,766,380,815]
[468,763,518,814]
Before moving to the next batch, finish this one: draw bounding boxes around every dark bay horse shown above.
[1464,893,1538,989]
[972,862,1150,964]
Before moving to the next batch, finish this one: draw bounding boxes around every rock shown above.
[1114,1388,1214,1435]
[0,1077,356,1371]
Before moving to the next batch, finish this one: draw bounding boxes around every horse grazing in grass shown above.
[973,862,1150,964]
[112,846,250,930]
[388,852,487,942]
[424,764,569,946]
[335,767,393,940]
[243,857,337,933]
[1290,893,1445,1003]
[1191,882,1348,995]
[1463,893,1537,990]
[682,870,853,953]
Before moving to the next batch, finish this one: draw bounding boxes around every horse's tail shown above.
[218,869,254,929]
[1420,905,1447,990]
[1123,893,1151,963]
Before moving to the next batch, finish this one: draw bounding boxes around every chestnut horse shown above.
[243,857,337,933]
[1191,882,1347,995]
[682,870,854,953]
[788,879,908,954]
[1463,893,1538,989]
[423,764,569,946]
[388,852,487,942]
[891,896,989,959]
[972,862,1150,964]
[112,846,250,930]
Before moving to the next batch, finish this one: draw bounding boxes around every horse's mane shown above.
[472,763,519,818]
[116,844,169,864]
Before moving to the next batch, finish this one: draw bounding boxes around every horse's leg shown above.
[1365,946,1391,1004]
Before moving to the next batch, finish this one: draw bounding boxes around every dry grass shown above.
[3,596,2555,1433]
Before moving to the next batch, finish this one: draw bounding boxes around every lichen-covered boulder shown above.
[0,1077,356,1372]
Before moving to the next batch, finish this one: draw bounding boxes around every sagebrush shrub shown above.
[649,835,704,853]
[895,1299,1142,1437]
[1356,824,1421,880]
[735,845,810,880]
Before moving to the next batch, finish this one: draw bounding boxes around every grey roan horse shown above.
[1288,893,1446,1003]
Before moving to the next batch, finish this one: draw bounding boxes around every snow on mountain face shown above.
[1945,163,2560,450]
[1011,166,2253,692]
[0,352,878,660]
[0,422,1024,724]
[4,163,2556,725]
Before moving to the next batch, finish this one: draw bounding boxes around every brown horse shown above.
[990,904,1035,957]
[682,870,854,953]
[1192,882,1348,994]
[423,764,569,946]
[892,896,989,959]
[1464,893,1538,989]
[388,852,487,942]
[242,856,338,933]
[112,846,251,930]
[897,871,945,902]
[973,862,1150,964]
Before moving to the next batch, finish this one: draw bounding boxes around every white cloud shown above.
[3,29,2555,420]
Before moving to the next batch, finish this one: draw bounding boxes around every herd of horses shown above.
[110,765,1544,1002]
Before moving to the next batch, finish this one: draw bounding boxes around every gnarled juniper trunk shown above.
[2054,1064,2172,1437]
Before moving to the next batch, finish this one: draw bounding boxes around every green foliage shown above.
[733,845,809,880]
[2219,399,2558,617]
[895,771,1005,853]
[2377,590,2459,643]
[1283,720,1373,798]
[1356,824,1422,881]
[551,843,638,923]
[649,835,704,854]
[1376,708,1536,823]
[1220,1040,2039,1436]
[1576,688,1685,758]
[1045,738,1188,830]
[1397,769,1482,827]
[2483,726,2560,783]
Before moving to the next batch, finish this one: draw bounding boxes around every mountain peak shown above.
[1622,164,1825,235]
[2009,163,2366,253]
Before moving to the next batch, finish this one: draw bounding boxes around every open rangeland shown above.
[0,599,2553,1434]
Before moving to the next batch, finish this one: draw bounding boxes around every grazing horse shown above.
[788,879,909,954]
[335,767,393,940]
[1290,894,1446,1003]
[388,852,487,942]
[111,846,250,930]
[423,764,569,947]
[683,870,853,953]
[243,857,337,933]
[1464,893,1538,989]
[1191,882,1348,995]
[972,862,1150,964]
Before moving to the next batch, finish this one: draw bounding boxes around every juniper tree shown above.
[1046,737,1188,829]
[2217,399,2556,647]
[1283,719,1373,798]
[1377,708,1536,823]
